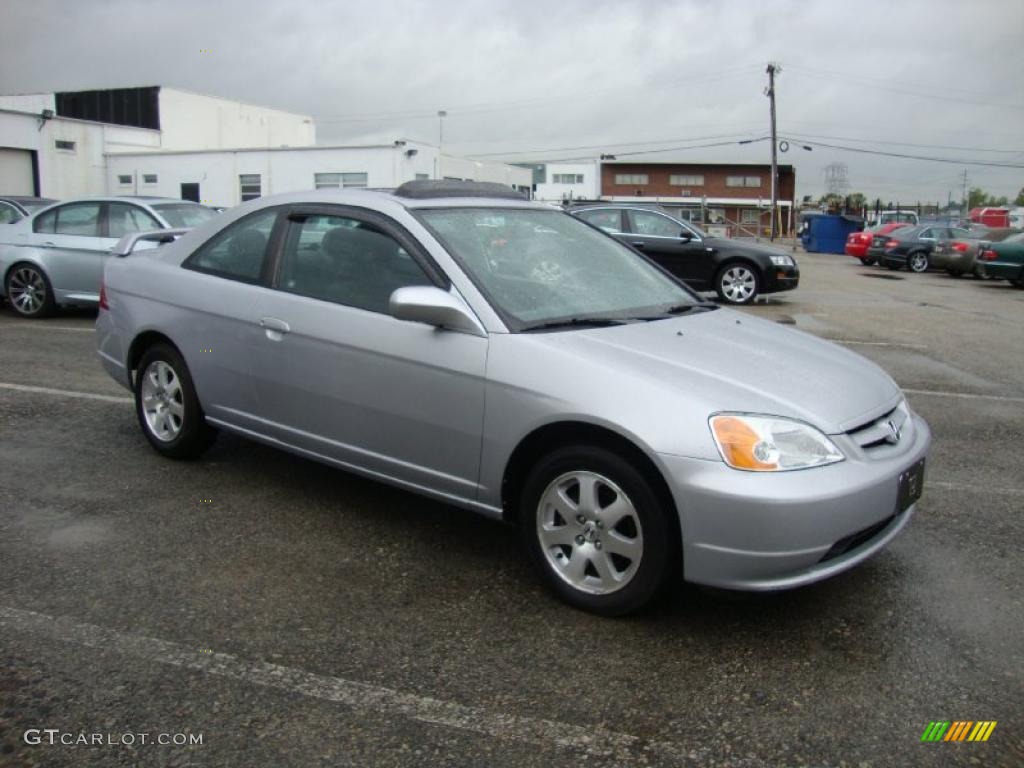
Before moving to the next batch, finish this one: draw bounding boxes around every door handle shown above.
[259,317,290,340]
[631,241,645,248]
[42,241,55,246]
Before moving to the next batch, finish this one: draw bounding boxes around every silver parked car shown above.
[0,196,219,318]
[96,181,930,615]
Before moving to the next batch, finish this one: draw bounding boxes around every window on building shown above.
[239,174,262,202]
[54,140,76,151]
[670,174,704,186]
[614,174,648,185]
[314,172,369,189]
[552,174,584,184]
[185,207,278,282]
[726,176,744,187]
[744,176,761,187]
[118,175,133,186]
[142,174,158,184]
[741,209,762,225]
[277,214,431,314]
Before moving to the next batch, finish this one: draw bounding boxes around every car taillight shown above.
[979,249,997,261]
[885,239,899,249]
[952,242,969,252]
[99,280,109,310]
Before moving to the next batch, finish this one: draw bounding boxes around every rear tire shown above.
[946,269,963,277]
[859,257,875,266]
[5,262,56,318]
[134,344,216,459]
[519,445,675,616]
[909,252,929,273]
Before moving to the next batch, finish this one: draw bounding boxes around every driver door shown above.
[625,209,707,285]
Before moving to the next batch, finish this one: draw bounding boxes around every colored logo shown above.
[921,721,997,742]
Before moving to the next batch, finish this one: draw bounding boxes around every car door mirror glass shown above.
[680,231,693,242]
[389,286,484,336]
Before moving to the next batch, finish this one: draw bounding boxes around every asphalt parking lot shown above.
[1,252,1022,767]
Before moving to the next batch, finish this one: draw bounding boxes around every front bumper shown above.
[657,411,931,590]
[762,265,800,293]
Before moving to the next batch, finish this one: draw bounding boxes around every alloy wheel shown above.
[720,265,757,302]
[909,253,929,273]
[8,266,47,316]
[140,360,185,442]
[535,471,643,595]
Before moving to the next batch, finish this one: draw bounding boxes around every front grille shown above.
[819,514,896,563]
[846,401,910,456]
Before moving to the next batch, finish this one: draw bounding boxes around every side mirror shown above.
[679,231,693,242]
[389,286,485,337]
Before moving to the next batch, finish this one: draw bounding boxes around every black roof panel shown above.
[393,180,526,201]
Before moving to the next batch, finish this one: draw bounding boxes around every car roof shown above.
[228,186,550,213]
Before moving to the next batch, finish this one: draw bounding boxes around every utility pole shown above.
[960,169,969,221]
[766,63,780,240]
[436,110,447,180]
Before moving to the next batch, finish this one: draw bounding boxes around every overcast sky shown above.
[3,0,1023,202]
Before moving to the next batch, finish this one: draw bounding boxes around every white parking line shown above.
[0,382,131,404]
[902,388,1024,403]
[0,605,753,766]
[0,323,94,333]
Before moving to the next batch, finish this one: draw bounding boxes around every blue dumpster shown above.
[802,214,864,254]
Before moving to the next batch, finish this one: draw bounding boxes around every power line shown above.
[528,138,763,165]
[782,130,1024,155]
[778,136,1024,169]
[465,132,761,159]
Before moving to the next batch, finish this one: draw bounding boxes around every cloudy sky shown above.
[3,0,1023,202]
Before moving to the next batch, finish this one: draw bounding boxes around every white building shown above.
[532,161,599,202]
[105,142,531,207]
[0,85,530,204]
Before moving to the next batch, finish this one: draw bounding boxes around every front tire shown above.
[134,344,216,459]
[715,262,760,304]
[5,263,56,318]
[859,257,875,266]
[519,445,674,616]
[909,252,930,273]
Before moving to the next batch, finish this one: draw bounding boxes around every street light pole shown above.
[766,63,780,241]
[436,110,447,180]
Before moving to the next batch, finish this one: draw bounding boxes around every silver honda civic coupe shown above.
[96,181,930,615]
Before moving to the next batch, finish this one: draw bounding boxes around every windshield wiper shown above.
[629,302,719,321]
[520,316,630,332]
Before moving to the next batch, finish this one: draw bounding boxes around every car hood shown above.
[703,237,792,259]
[526,309,902,435]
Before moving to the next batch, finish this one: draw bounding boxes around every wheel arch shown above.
[3,254,51,292]
[500,420,681,542]
[126,330,183,386]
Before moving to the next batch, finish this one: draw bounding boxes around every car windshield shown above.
[417,208,700,330]
[151,203,219,228]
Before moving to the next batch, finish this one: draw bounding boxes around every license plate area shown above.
[897,458,925,512]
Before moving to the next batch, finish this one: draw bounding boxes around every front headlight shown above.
[709,413,844,471]
[769,255,795,267]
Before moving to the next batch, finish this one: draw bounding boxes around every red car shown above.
[845,222,912,265]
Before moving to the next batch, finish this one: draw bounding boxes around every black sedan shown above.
[879,225,974,273]
[570,205,799,304]
[0,196,58,225]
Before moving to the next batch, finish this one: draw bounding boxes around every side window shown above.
[34,209,57,234]
[630,210,683,238]
[185,207,278,282]
[277,214,431,314]
[0,204,20,224]
[107,203,161,239]
[54,203,102,236]
[577,209,622,234]
[919,228,934,239]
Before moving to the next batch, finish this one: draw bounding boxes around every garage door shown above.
[0,148,35,195]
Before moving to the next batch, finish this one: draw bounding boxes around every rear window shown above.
[152,203,219,229]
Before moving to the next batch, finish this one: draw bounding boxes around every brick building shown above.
[601,162,796,236]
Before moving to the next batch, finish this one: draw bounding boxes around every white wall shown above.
[534,162,598,201]
[439,155,532,190]
[157,88,315,151]
[0,93,56,114]
[0,110,159,198]
[106,142,530,207]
